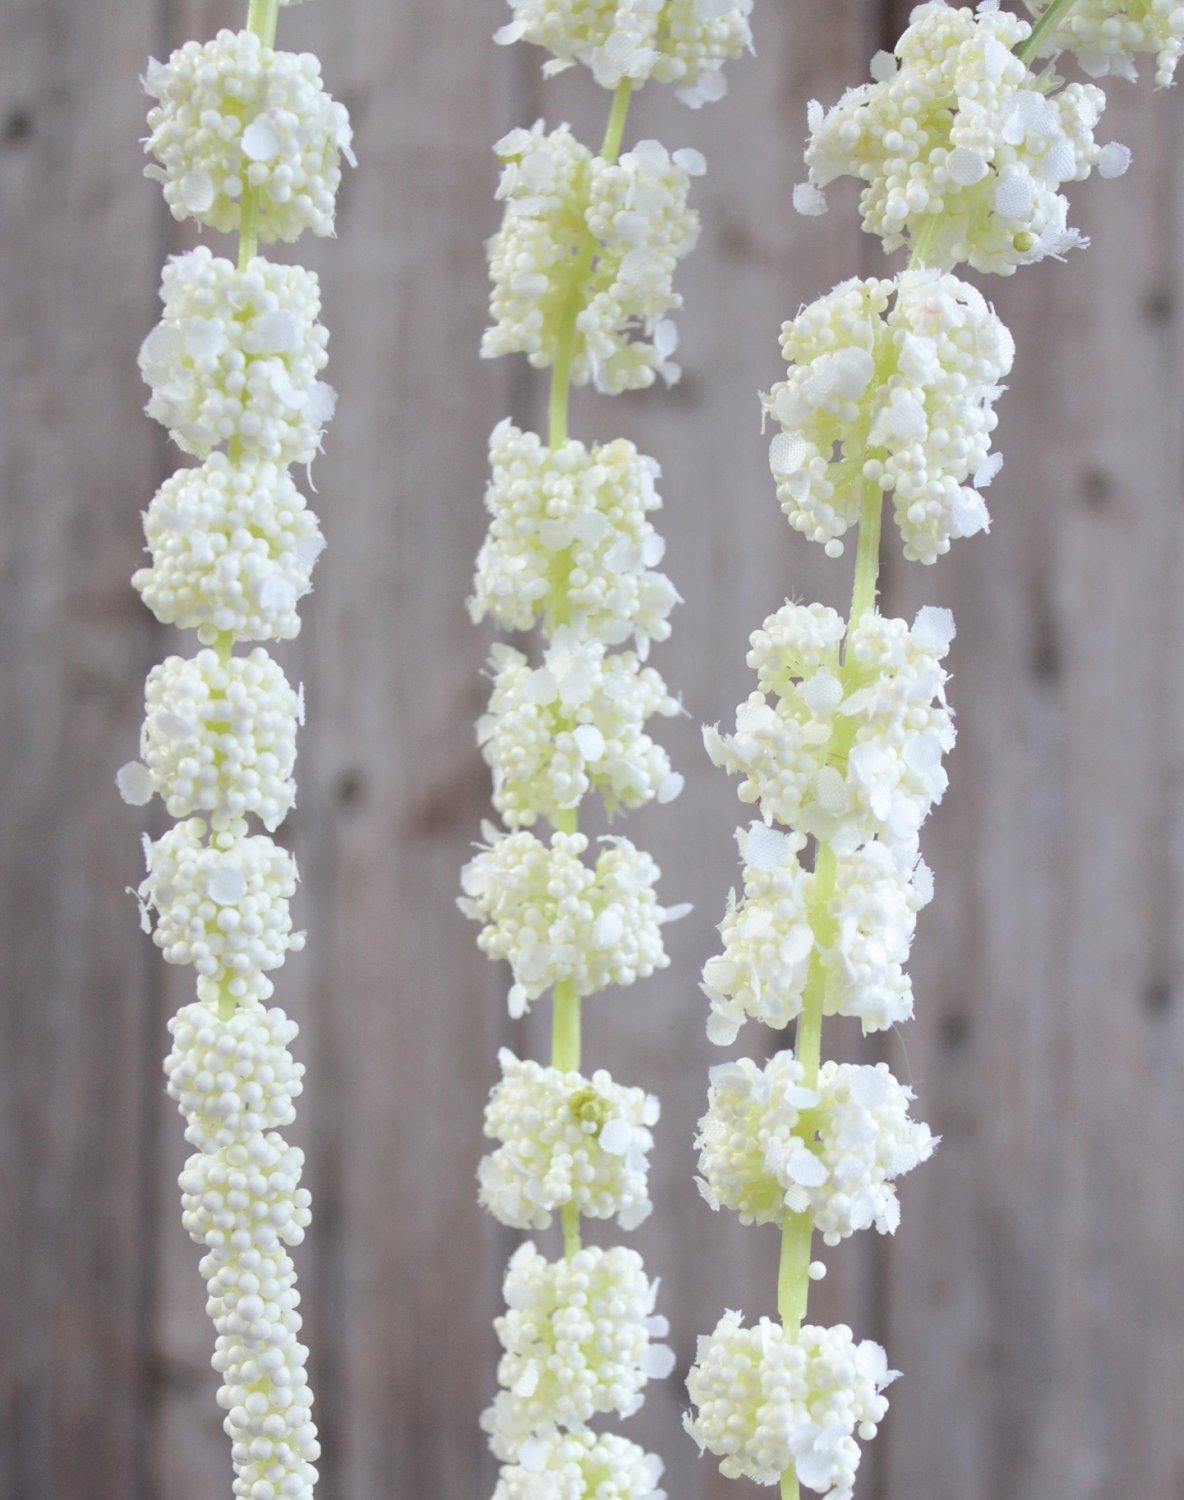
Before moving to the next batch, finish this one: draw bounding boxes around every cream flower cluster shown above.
[143,28,355,241]
[479,1050,660,1231]
[125,11,350,1498]
[134,453,324,644]
[766,270,1014,563]
[706,603,956,855]
[695,1054,935,1243]
[482,123,703,393]
[1024,0,1184,86]
[493,1429,667,1500]
[139,246,335,464]
[496,0,753,106]
[479,635,682,826]
[685,1313,896,1495]
[460,827,673,1015]
[797,1,1131,274]
[483,1241,674,1457]
[471,422,678,653]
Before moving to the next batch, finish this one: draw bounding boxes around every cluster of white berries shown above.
[766,270,1014,563]
[493,1429,668,1500]
[134,453,324,644]
[126,10,351,1498]
[471,422,679,654]
[1024,0,1184,86]
[496,0,753,106]
[797,1,1131,274]
[143,29,355,241]
[483,1241,675,1456]
[479,1050,660,1231]
[478,635,682,826]
[483,123,703,393]
[139,247,335,464]
[685,1313,896,1495]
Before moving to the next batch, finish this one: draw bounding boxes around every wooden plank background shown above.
[2,1,1182,1497]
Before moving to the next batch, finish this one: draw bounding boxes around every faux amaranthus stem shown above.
[1018,0,1080,64]
[239,0,280,267]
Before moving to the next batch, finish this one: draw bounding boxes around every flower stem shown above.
[1017,0,1078,65]
[238,0,280,270]
[848,478,884,635]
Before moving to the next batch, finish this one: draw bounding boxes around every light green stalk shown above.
[1017,0,1078,65]
[239,0,281,270]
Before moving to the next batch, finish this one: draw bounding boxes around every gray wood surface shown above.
[2,2,1182,1498]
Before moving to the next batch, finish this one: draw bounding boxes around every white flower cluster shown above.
[684,1312,896,1495]
[479,1050,659,1231]
[165,998,304,1149]
[695,1054,935,1243]
[797,1,1131,275]
[136,819,305,1007]
[471,422,679,653]
[1024,0,1184,86]
[493,1429,667,1500]
[134,453,324,644]
[459,827,672,1014]
[178,1132,318,1500]
[482,123,702,394]
[122,647,301,831]
[143,28,355,242]
[483,1241,674,1458]
[139,246,335,464]
[766,271,1014,563]
[706,603,956,856]
[479,634,681,827]
[496,0,753,107]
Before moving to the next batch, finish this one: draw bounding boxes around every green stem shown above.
[847,479,884,635]
[1017,0,1078,65]
[238,0,280,269]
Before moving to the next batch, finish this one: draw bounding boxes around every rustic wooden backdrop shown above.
[3,0,1183,1496]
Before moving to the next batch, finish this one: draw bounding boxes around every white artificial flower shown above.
[140,246,335,464]
[165,999,304,1150]
[799,1,1129,274]
[458,827,673,1010]
[1023,0,1184,87]
[482,123,701,393]
[493,1428,666,1500]
[482,1241,674,1458]
[495,0,753,107]
[143,28,354,242]
[695,1053,935,1242]
[684,1311,896,1496]
[705,604,956,856]
[766,271,1014,563]
[471,421,678,651]
[126,647,300,831]
[478,1049,660,1231]
[478,633,680,827]
[134,452,324,643]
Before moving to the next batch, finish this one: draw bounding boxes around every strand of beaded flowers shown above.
[459,3,753,1495]
[117,1,354,1495]
[681,3,1166,1497]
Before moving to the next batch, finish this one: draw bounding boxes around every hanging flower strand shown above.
[462,3,752,1494]
[683,3,1160,1498]
[118,1,354,1496]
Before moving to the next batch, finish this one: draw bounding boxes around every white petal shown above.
[115,761,154,806]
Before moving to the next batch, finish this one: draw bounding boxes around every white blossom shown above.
[479,1049,659,1230]
[479,633,681,827]
[125,647,300,831]
[684,1311,896,1495]
[165,999,304,1150]
[705,604,956,856]
[471,421,678,652]
[493,1428,666,1500]
[695,1053,935,1242]
[143,28,354,242]
[136,819,305,1007]
[766,271,1014,563]
[482,1241,674,1458]
[140,246,335,464]
[458,827,673,1011]
[799,1,1129,274]
[1024,0,1184,86]
[495,0,753,106]
[134,452,324,643]
[482,123,701,394]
